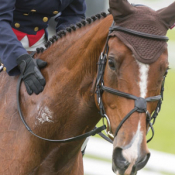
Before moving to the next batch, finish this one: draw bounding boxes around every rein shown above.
[16,65,106,143]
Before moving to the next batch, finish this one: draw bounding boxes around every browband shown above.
[109,26,169,42]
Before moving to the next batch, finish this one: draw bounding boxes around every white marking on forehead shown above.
[122,122,143,163]
[36,106,54,125]
[136,60,150,98]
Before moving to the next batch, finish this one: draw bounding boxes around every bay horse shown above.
[0,0,175,175]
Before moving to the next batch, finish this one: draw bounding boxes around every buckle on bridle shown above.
[103,114,114,139]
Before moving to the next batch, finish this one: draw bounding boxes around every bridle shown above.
[95,22,168,143]
[17,22,168,144]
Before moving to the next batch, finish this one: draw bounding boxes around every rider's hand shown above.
[16,54,47,95]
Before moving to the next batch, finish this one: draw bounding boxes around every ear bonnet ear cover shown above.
[109,0,175,64]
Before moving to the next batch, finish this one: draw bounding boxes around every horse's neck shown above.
[19,16,113,141]
[19,15,113,144]
[42,15,113,77]
[0,15,113,174]
[37,15,113,132]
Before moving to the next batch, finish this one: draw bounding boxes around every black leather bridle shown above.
[17,22,168,144]
[95,23,168,143]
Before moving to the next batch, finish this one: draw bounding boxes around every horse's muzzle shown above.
[112,147,150,175]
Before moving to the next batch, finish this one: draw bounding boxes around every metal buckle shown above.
[103,114,114,139]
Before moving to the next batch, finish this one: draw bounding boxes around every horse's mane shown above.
[35,12,108,54]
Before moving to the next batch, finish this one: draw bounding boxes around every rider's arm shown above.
[0,0,27,76]
[55,0,86,32]
[0,0,47,95]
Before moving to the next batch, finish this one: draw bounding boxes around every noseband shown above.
[96,22,168,143]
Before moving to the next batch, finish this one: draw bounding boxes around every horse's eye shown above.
[108,59,116,70]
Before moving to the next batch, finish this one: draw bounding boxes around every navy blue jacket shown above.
[0,0,86,75]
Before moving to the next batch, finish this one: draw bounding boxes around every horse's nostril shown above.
[113,148,150,175]
[113,147,129,173]
[136,153,150,171]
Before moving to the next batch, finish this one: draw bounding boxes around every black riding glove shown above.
[16,54,47,95]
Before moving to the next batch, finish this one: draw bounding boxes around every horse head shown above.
[1,1,175,175]
[96,1,175,174]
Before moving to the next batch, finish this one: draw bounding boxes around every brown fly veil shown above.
[109,0,175,64]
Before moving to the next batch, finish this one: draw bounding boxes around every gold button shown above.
[53,11,59,15]
[23,13,29,16]
[43,17,48,22]
[34,27,39,32]
[15,23,20,28]
[3,67,6,71]
[31,9,36,12]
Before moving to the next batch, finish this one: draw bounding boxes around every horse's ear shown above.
[109,0,135,21]
[157,2,175,29]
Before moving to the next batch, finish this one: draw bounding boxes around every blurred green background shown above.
[149,29,175,155]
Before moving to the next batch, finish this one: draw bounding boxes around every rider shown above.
[0,0,86,95]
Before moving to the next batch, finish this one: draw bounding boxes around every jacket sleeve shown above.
[55,0,86,32]
[0,0,27,76]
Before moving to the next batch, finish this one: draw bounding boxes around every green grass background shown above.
[149,29,175,154]
[167,30,175,41]
[148,69,175,154]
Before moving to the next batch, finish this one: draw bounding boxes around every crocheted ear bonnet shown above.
[109,0,175,64]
